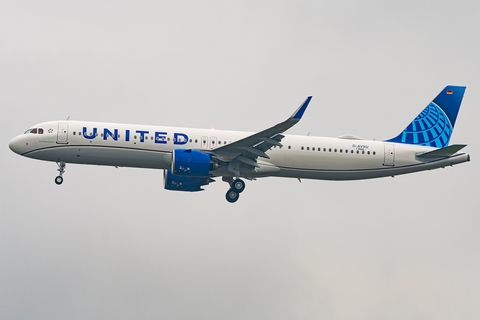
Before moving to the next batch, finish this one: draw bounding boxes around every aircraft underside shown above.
[22,143,470,203]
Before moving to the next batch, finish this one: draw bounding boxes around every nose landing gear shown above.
[225,178,246,203]
[55,161,66,185]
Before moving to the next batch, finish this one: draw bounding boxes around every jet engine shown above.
[163,170,214,192]
[172,149,214,177]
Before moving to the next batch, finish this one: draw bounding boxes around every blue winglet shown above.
[292,96,312,120]
[386,86,466,148]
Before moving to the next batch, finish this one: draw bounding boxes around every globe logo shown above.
[399,102,452,148]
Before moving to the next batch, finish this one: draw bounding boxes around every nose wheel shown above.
[55,161,66,185]
[225,178,245,203]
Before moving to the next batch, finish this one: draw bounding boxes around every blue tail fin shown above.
[386,85,466,148]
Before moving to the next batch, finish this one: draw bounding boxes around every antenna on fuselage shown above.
[66,116,70,121]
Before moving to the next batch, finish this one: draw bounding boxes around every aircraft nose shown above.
[9,136,22,154]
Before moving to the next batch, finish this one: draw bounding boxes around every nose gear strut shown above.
[55,161,66,185]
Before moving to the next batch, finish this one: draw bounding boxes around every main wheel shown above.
[231,179,245,193]
[225,189,239,203]
[55,176,63,185]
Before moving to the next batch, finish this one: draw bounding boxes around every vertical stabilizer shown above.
[386,86,466,148]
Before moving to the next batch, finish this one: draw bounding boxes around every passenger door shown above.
[56,123,69,144]
[383,144,395,166]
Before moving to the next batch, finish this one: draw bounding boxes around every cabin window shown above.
[356,150,359,154]
[362,151,365,154]
[334,149,337,152]
[340,149,343,153]
[351,150,354,153]
[367,151,370,155]
[373,151,376,155]
[134,135,137,139]
[301,147,304,150]
[307,147,310,151]
[195,139,198,143]
[288,146,291,149]
[312,147,315,151]
[73,131,76,135]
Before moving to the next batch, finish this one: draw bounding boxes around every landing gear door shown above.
[383,144,395,166]
[57,123,69,144]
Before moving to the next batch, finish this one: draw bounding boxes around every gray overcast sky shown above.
[1,1,479,319]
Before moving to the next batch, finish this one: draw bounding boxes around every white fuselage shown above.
[9,120,470,180]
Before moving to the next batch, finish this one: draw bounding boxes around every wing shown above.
[211,96,312,169]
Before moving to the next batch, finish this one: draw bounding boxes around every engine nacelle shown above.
[172,149,212,177]
[164,170,212,192]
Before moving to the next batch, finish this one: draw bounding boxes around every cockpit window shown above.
[24,128,44,134]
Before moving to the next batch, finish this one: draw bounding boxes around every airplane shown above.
[9,85,470,203]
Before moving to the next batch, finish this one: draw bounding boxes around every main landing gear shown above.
[55,161,66,185]
[225,178,246,203]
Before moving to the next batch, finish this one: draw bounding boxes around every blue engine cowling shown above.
[164,170,213,192]
[172,149,212,177]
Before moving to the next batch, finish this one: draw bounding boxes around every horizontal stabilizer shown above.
[416,144,467,158]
